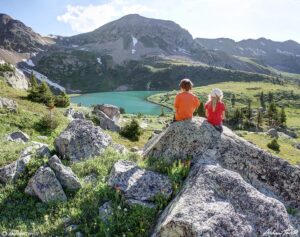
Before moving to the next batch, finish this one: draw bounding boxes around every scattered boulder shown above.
[48,155,81,190]
[278,128,298,139]
[111,143,127,154]
[0,143,50,183]
[93,110,121,132]
[108,160,172,202]
[94,104,120,122]
[6,131,29,142]
[26,166,67,202]
[130,146,139,152]
[144,118,300,236]
[99,201,113,223]
[294,143,300,150]
[64,108,85,120]
[83,173,97,184]
[126,199,156,209]
[54,119,112,162]
[0,97,18,112]
[266,128,278,138]
[0,68,29,90]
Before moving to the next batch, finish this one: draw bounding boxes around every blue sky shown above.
[1,0,300,42]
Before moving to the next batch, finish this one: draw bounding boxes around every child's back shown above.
[205,100,225,126]
[175,91,199,121]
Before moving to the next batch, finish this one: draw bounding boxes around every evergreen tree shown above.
[256,109,263,128]
[38,81,53,106]
[55,91,70,108]
[259,91,265,109]
[279,107,287,126]
[27,73,39,101]
[246,99,252,120]
[160,107,165,117]
[231,94,236,108]
[267,101,278,126]
[268,92,274,103]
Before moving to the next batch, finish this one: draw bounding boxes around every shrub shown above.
[35,112,60,133]
[119,107,126,114]
[0,63,14,72]
[119,119,143,141]
[267,139,280,152]
[55,92,70,108]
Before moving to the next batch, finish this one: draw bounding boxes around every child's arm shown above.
[174,95,179,112]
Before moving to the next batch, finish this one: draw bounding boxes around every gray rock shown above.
[108,160,172,201]
[0,97,18,112]
[26,166,67,202]
[266,128,278,138]
[48,155,81,190]
[94,104,120,122]
[144,118,300,236]
[99,201,113,223]
[294,143,300,150]
[75,232,84,237]
[93,110,121,132]
[278,128,298,138]
[111,143,127,154]
[54,119,112,162]
[130,146,139,152]
[152,162,296,236]
[0,69,29,90]
[7,131,30,142]
[83,173,98,184]
[0,143,50,184]
[64,108,75,117]
[73,111,85,120]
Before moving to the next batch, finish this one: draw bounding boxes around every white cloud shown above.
[57,0,300,42]
[57,1,154,33]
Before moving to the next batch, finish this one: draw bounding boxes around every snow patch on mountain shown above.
[276,49,294,56]
[22,59,35,67]
[97,57,102,64]
[132,36,138,47]
[22,68,65,92]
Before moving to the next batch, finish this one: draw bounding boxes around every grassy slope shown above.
[0,80,175,236]
[148,81,300,164]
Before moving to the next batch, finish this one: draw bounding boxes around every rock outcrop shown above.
[54,119,112,162]
[0,97,18,112]
[92,105,121,132]
[144,118,299,236]
[108,160,172,204]
[0,68,29,90]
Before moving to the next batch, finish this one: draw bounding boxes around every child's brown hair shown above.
[179,78,193,91]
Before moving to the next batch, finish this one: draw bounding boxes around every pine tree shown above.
[38,81,53,106]
[27,73,39,101]
[279,107,287,126]
[259,91,265,109]
[55,91,70,108]
[231,94,236,108]
[267,101,278,126]
[256,109,263,128]
[268,92,274,103]
[246,99,252,120]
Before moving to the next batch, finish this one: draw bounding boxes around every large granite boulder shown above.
[0,97,18,112]
[64,108,85,120]
[7,131,30,142]
[266,128,278,138]
[94,104,120,122]
[108,160,172,202]
[0,68,29,90]
[54,119,112,162]
[48,155,81,190]
[153,161,296,236]
[144,118,299,236]
[26,166,67,202]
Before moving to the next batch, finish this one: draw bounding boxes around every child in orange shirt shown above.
[174,78,200,121]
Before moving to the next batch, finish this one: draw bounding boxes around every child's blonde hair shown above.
[208,88,223,112]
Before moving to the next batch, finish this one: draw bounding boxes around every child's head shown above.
[209,88,223,101]
[179,78,193,91]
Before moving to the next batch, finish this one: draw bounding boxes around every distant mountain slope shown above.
[0,14,53,53]
[196,37,300,73]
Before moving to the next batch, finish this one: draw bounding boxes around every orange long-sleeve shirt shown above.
[174,91,200,121]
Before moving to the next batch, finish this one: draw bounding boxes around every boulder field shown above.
[144,117,300,236]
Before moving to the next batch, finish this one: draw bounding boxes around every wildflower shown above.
[124,208,128,212]
[118,206,121,210]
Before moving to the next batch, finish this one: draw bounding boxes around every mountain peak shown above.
[0,13,13,25]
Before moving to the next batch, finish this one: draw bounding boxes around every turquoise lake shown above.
[71,91,171,115]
